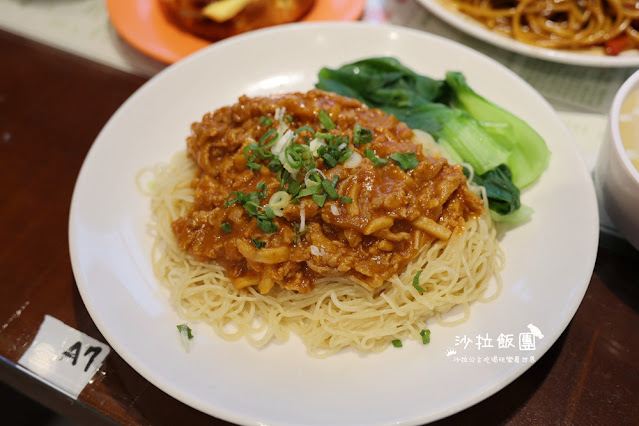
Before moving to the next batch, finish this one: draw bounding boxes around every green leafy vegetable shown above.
[445,72,550,189]
[467,165,521,216]
[316,56,551,224]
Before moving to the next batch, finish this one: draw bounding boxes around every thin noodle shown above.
[142,150,504,357]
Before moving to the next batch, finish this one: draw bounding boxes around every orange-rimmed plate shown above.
[106,0,367,64]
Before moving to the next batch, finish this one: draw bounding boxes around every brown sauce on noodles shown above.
[172,90,484,294]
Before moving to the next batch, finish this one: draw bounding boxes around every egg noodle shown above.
[448,0,639,53]
[139,135,503,358]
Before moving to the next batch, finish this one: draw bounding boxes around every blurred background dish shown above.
[595,69,639,251]
[417,0,639,67]
[106,0,367,63]
[157,0,316,42]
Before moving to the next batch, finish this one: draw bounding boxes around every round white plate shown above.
[69,22,599,425]
[417,0,639,68]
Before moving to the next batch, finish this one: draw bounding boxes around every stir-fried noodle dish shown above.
[142,89,504,357]
[447,0,639,55]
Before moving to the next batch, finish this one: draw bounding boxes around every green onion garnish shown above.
[176,324,193,339]
[252,238,266,249]
[318,110,335,130]
[392,339,403,348]
[365,148,388,167]
[353,124,372,145]
[321,178,339,200]
[312,193,327,207]
[294,125,315,136]
[224,183,277,234]
[420,329,431,344]
[259,116,273,126]
[221,222,232,233]
[390,152,419,170]
[412,270,426,292]
[321,153,338,168]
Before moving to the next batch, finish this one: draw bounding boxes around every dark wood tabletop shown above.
[1,28,638,426]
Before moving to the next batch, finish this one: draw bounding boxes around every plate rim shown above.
[69,21,599,425]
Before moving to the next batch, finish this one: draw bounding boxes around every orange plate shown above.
[107,0,367,64]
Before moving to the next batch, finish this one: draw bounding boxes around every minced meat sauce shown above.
[172,89,484,294]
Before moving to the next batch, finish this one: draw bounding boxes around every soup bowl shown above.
[595,69,639,251]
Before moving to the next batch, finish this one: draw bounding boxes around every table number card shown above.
[18,315,111,398]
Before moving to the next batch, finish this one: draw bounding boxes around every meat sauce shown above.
[172,90,484,294]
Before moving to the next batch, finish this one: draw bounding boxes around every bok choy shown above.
[316,57,551,222]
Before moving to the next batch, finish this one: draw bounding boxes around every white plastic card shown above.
[18,315,111,398]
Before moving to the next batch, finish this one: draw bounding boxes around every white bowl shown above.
[595,69,639,251]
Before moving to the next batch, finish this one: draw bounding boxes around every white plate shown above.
[417,0,639,68]
[69,22,599,425]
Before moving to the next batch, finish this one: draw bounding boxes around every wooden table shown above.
[1,29,638,425]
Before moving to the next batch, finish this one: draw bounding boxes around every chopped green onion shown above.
[318,110,335,130]
[304,169,325,187]
[176,324,193,339]
[268,191,291,217]
[286,179,301,197]
[294,125,315,136]
[259,116,273,126]
[312,193,327,207]
[283,114,293,123]
[390,152,419,170]
[321,153,338,168]
[257,218,277,234]
[392,339,403,348]
[365,148,388,167]
[340,196,352,203]
[224,183,277,234]
[309,138,326,157]
[256,182,267,198]
[412,270,426,292]
[321,178,339,200]
[293,223,307,245]
[338,149,354,163]
[420,329,431,344]
[224,190,243,207]
[259,128,278,145]
[353,124,373,145]
[315,132,334,140]
[297,185,321,198]
[221,222,232,233]
[252,238,266,249]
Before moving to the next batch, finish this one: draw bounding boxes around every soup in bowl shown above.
[595,70,639,251]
